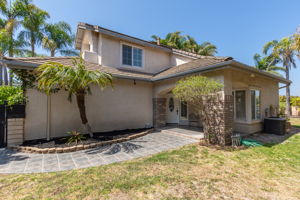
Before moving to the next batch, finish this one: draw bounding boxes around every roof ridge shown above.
[171,48,232,60]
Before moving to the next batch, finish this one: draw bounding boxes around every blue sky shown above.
[33,0,300,96]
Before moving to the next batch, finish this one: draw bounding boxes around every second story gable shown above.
[75,23,198,74]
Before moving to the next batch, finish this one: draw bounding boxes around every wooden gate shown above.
[0,105,6,147]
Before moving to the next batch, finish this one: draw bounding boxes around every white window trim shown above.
[180,101,189,121]
[233,89,263,124]
[120,42,145,69]
[233,90,247,122]
[250,89,262,121]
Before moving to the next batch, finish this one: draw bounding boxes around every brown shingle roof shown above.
[153,56,233,80]
[4,56,153,81]
[3,56,290,83]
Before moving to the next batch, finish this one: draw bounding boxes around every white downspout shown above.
[98,33,102,65]
[46,95,51,141]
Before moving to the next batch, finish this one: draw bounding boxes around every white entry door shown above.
[166,95,179,124]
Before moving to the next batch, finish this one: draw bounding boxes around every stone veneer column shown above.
[7,118,24,146]
[203,95,233,145]
[223,95,234,145]
[153,98,167,128]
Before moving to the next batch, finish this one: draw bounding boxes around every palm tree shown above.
[18,5,49,57]
[0,0,31,85]
[263,37,297,117]
[293,27,300,58]
[151,32,217,56]
[36,57,113,137]
[0,0,31,57]
[195,42,217,56]
[182,35,198,53]
[253,53,285,75]
[42,21,78,57]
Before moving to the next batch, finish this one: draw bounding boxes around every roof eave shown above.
[230,60,291,84]
[76,22,172,53]
[3,59,152,82]
[152,61,232,81]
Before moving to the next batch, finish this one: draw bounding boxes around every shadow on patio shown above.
[84,142,144,155]
[0,149,29,166]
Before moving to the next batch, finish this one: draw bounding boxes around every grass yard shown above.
[1,123,300,199]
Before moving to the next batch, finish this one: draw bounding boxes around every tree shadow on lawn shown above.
[84,142,144,155]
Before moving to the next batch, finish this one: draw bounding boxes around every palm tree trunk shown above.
[76,90,93,137]
[31,41,35,57]
[3,66,8,85]
[8,33,13,57]
[285,66,291,118]
[51,50,55,57]
[0,65,3,85]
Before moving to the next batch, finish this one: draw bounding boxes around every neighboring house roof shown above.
[2,56,290,84]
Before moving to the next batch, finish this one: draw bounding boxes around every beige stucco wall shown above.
[101,35,172,74]
[81,30,174,74]
[24,79,153,140]
[225,68,279,133]
[154,68,280,134]
[24,89,48,140]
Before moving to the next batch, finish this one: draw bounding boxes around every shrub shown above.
[66,131,86,144]
[0,86,26,105]
[173,76,224,145]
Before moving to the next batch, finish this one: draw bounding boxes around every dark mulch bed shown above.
[22,128,150,149]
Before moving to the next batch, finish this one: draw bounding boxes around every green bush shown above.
[0,86,26,105]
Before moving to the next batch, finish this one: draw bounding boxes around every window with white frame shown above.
[251,90,261,120]
[234,90,246,120]
[122,44,143,67]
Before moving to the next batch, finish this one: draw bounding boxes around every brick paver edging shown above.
[8,129,154,154]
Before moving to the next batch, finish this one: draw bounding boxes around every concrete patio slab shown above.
[159,125,204,139]
[0,131,198,174]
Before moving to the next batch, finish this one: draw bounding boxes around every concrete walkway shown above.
[0,131,198,174]
[159,125,204,139]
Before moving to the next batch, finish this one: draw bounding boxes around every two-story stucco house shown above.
[3,22,290,145]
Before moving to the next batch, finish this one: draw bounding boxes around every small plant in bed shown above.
[65,131,86,145]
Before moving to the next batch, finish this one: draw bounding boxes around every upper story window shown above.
[122,44,143,67]
[251,90,261,120]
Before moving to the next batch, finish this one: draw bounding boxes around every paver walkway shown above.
[0,131,198,174]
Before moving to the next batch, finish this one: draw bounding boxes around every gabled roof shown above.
[2,56,290,84]
[76,22,172,53]
[153,56,233,80]
[75,22,212,60]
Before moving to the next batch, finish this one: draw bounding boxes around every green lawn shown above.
[1,126,300,199]
[290,117,300,128]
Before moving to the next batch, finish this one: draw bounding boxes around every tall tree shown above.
[36,58,113,137]
[293,26,300,58]
[0,0,31,57]
[42,21,78,57]
[151,32,217,56]
[195,42,217,56]
[0,0,31,85]
[263,38,297,117]
[18,4,49,57]
[253,53,285,75]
